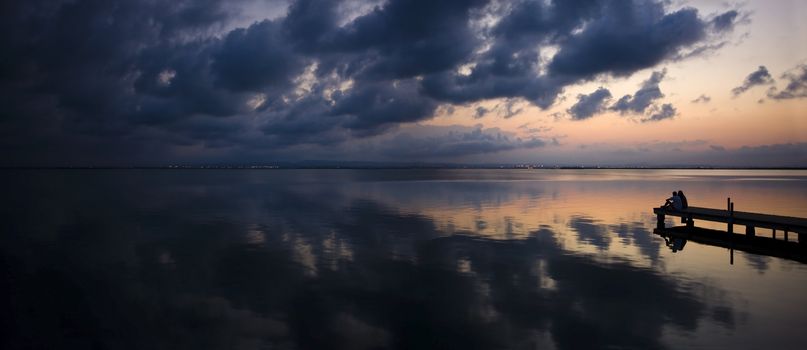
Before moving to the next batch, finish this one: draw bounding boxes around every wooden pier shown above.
[652,199,807,263]
[653,198,807,243]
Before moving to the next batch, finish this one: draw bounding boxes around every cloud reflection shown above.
[569,215,612,250]
[1,170,743,349]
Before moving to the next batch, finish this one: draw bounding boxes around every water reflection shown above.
[568,216,611,251]
[2,169,807,349]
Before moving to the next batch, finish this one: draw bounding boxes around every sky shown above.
[1,0,806,166]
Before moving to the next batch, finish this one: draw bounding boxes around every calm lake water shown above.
[2,169,807,349]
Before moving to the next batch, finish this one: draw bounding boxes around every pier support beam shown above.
[746,226,755,236]
[656,210,665,229]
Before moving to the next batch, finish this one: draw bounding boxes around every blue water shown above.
[2,169,807,349]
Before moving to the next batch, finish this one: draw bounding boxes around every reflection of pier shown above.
[652,198,807,263]
[653,226,807,264]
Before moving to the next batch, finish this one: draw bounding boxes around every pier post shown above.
[686,215,694,228]
[728,201,734,234]
[656,209,665,229]
[746,226,755,236]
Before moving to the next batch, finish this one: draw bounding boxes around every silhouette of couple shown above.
[663,190,688,211]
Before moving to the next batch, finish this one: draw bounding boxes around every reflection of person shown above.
[672,238,687,252]
[663,191,682,211]
[677,190,688,210]
[663,235,688,252]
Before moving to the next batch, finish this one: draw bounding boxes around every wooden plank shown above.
[653,206,807,233]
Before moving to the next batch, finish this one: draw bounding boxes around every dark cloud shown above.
[644,103,677,122]
[258,92,348,147]
[611,70,667,114]
[568,87,612,120]
[0,0,258,165]
[767,63,807,100]
[474,106,489,119]
[282,0,340,53]
[668,142,807,167]
[332,79,438,134]
[729,143,807,166]
[691,94,711,103]
[335,0,487,80]
[282,0,487,80]
[379,125,546,159]
[0,0,742,164]
[712,10,739,32]
[422,1,732,110]
[732,65,774,96]
[548,4,706,78]
[497,99,525,119]
[212,19,304,92]
[132,41,250,123]
[546,141,807,167]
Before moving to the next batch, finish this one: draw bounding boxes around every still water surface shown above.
[2,169,807,349]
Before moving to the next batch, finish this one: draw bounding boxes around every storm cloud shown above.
[0,0,742,164]
[547,4,707,78]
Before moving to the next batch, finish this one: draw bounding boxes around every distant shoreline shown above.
[2,166,806,170]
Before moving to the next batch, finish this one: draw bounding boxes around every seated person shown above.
[677,190,689,223]
[663,191,683,211]
[678,190,688,209]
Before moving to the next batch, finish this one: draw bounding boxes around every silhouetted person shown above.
[678,190,689,223]
[672,238,687,252]
[663,191,682,211]
[663,235,687,253]
[677,190,688,209]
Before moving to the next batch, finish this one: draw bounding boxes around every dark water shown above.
[2,169,807,349]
